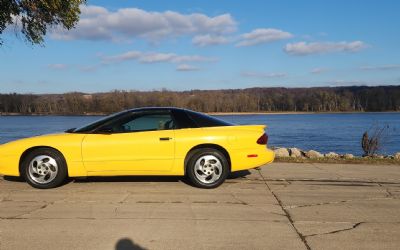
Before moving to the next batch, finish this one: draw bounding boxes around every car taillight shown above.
[257,133,268,145]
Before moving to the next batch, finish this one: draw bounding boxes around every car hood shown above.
[0,133,86,156]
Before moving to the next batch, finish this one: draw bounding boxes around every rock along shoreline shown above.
[273,147,400,160]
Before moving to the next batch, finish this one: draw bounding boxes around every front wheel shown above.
[186,149,229,188]
[21,148,67,189]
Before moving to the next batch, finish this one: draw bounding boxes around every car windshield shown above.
[71,111,127,133]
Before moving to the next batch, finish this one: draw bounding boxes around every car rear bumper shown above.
[230,147,275,172]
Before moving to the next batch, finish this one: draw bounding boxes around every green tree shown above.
[0,0,85,45]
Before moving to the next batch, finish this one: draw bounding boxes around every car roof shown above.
[126,107,187,113]
[72,107,232,133]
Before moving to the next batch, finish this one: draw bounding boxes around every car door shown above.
[81,110,175,173]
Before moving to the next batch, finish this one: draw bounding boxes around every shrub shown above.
[361,124,390,156]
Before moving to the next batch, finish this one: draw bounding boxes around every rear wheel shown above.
[21,148,67,189]
[187,148,229,188]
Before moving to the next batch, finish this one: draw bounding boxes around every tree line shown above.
[0,85,399,115]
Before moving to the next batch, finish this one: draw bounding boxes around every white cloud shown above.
[241,71,287,78]
[176,64,200,71]
[170,55,217,63]
[51,5,237,42]
[103,51,142,62]
[138,53,176,63]
[284,41,368,55]
[192,34,229,47]
[310,68,329,74]
[236,28,293,47]
[102,50,217,64]
[326,78,397,86]
[48,64,68,70]
[360,64,400,71]
[79,65,98,72]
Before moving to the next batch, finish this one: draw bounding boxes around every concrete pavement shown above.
[0,163,399,250]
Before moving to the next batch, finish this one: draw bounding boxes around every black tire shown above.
[186,148,229,189]
[21,148,68,189]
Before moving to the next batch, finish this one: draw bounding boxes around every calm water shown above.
[0,113,399,155]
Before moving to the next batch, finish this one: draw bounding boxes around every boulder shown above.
[343,154,354,159]
[325,152,339,158]
[394,152,400,160]
[274,147,289,157]
[305,150,323,159]
[289,148,302,158]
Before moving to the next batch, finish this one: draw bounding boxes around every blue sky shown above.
[1,0,399,93]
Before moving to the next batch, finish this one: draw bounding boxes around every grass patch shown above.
[275,156,400,165]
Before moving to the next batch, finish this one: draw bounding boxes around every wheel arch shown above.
[19,146,68,177]
[184,143,231,175]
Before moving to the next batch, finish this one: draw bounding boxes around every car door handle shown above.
[159,137,172,141]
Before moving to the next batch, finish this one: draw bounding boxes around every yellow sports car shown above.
[0,108,274,189]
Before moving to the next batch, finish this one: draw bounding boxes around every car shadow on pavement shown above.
[73,170,251,185]
[3,175,25,182]
[73,175,184,183]
[115,238,147,250]
[228,170,251,179]
[1,170,252,187]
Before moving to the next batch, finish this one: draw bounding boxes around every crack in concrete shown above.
[258,178,400,185]
[1,199,255,206]
[8,196,70,219]
[114,192,132,216]
[137,201,166,204]
[0,216,287,222]
[230,193,248,205]
[10,201,55,219]
[311,164,344,179]
[257,170,311,250]
[117,192,131,204]
[376,182,396,199]
[284,197,392,209]
[192,201,217,204]
[266,179,293,191]
[304,222,364,237]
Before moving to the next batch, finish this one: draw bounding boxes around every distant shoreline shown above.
[1,111,400,116]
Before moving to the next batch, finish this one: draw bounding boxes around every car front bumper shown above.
[0,153,20,176]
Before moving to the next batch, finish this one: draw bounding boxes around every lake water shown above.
[0,113,399,156]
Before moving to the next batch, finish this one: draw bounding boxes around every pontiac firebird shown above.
[0,108,274,189]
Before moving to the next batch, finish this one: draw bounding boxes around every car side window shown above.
[121,114,174,132]
[99,112,175,133]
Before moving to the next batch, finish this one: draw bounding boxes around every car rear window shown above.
[185,110,232,127]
